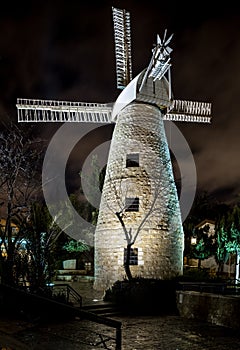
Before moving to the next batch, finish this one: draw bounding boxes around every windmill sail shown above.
[16,98,211,124]
[112,7,132,89]
[164,99,212,123]
[16,98,113,123]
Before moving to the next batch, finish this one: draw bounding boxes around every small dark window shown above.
[125,197,139,212]
[124,248,138,265]
[126,153,139,167]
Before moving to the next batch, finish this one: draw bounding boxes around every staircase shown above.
[82,301,121,317]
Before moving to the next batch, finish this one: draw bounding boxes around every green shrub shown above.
[177,268,224,282]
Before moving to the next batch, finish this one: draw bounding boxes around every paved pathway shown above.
[1,313,240,350]
[1,278,240,349]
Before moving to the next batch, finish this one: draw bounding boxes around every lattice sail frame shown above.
[17,98,211,123]
[17,99,113,123]
[112,7,132,89]
[16,7,212,124]
[165,99,211,123]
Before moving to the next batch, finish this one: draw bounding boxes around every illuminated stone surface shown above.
[94,102,184,290]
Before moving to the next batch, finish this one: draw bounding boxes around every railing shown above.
[48,284,122,349]
[177,281,240,295]
[49,283,83,307]
[224,279,240,295]
[0,282,122,350]
[79,311,122,350]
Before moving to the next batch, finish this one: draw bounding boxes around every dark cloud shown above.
[171,14,240,202]
[0,0,240,204]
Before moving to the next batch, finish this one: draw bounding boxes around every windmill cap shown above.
[112,70,171,122]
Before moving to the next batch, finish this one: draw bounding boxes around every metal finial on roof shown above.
[139,30,173,92]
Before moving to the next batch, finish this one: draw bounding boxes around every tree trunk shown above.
[2,257,15,286]
[198,258,201,269]
[228,255,231,277]
[217,262,224,277]
[124,243,133,280]
[235,251,239,283]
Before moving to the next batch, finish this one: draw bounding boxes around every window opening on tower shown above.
[125,197,139,212]
[124,248,138,265]
[126,153,139,167]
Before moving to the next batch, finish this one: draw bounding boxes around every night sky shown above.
[0,0,240,205]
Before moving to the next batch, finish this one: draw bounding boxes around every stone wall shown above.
[176,290,240,330]
[94,102,184,290]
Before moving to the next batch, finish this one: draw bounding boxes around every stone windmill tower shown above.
[16,8,211,291]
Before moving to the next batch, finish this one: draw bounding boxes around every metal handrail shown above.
[0,283,122,349]
[79,308,122,350]
[49,284,122,348]
[50,283,83,307]
[177,281,240,295]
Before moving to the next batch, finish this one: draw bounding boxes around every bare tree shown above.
[103,157,177,281]
[115,186,163,280]
[0,123,44,285]
[22,202,67,290]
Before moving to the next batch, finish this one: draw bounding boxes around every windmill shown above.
[16,7,211,290]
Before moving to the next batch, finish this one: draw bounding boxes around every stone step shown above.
[82,302,121,317]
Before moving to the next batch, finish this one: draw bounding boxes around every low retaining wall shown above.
[176,290,240,329]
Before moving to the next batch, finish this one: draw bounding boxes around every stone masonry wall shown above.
[177,290,240,330]
[94,102,184,291]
